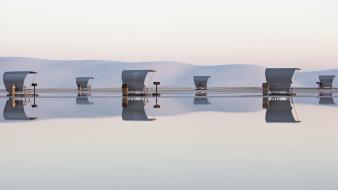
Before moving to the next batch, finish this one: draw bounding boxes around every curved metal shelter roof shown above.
[122,99,152,121]
[319,75,335,88]
[122,70,155,91]
[265,68,300,93]
[265,98,298,123]
[3,71,37,92]
[76,77,94,89]
[194,76,210,90]
[3,99,37,120]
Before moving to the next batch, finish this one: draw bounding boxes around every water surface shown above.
[0,92,337,190]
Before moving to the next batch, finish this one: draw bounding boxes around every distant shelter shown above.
[3,71,37,96]
[194,76,210,90]
[76,77,94,91]
[317,75,335,89]
[122,70,155,95]
[264,68,300,95]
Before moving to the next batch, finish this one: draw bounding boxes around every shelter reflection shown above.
[194,92,210,105]
[263,97,300,123]
[3,97,37,120]
[76,92,93,105]
[122,97,155,121]
[318,92,335,105]
[153,96,160,108]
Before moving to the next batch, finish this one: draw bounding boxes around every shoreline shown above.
[1,87,338,98]
[2,87,338,92]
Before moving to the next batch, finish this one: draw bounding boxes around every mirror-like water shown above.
[1,92,337,122]
[0,92,337,190]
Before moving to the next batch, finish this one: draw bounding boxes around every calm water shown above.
[0,92,338,190]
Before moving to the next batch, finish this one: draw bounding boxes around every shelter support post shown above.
[10,85,16,97]
[122,84,128,96]
[262,83,269,96]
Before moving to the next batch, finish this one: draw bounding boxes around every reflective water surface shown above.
[0,91,338,190]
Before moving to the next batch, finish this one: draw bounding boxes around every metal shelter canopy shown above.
[3,71,37,92]
[265,68,300,94]
[194,76,210,90]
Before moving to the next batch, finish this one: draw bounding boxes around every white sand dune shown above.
[1,57,338,89]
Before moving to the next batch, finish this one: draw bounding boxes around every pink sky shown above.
[1,0,338,69]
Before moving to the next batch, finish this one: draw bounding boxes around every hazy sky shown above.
[1,0,337,69]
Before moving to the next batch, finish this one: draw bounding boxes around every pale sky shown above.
[1,0,338,69]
